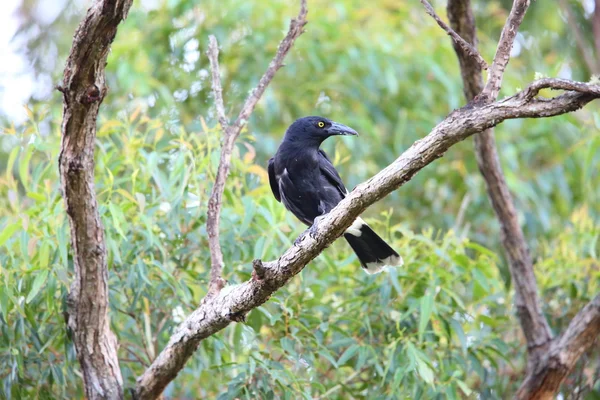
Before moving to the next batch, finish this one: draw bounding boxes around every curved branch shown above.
[58,0,133,398]
[204,0,308,296]
[134,78,600,400]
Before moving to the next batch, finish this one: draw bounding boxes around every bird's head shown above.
[284,116,358,144]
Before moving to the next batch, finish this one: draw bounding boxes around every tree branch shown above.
[419,0,488,70]
[58,0,133,398]
[204,0,308,297]
[516,294,600,399]
[481,0,530,100]
[133,77,600,400]
[207,35,229,130]
[447,0,554,372]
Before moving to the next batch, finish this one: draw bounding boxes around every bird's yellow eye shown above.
[317,121,325,128]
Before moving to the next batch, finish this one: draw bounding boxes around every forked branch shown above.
[204,0,308,296]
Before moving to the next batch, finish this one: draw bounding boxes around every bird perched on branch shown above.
[268,116,402,274]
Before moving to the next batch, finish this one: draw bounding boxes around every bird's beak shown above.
[327,121,359,136]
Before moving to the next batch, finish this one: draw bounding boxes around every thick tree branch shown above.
[516,294,600,400]
[419,0,488,70]
[447,0,553,372]
[204,0,308,297]
[134,78,600,400]
[58,0,133,399]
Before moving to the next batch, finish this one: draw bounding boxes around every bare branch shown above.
[419,0,488,70]
[58,0,133,398]
[521,77,600,100]
[482,0,530,99]
[204,0,308,297]
[207,35,229,129]
[232,0,308,131]
[517,294,600,399]
[134,78,600,400]
[448,0,554,372]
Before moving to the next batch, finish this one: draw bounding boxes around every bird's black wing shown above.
[318,149,347,197]
[267,157,281,202]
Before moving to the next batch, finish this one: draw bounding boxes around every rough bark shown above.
[58,0,133,399]
[447,0,553,371]
[446,1,600,398]
[204,2,308,296]
[515,294,600,399]
[133,78,600,400]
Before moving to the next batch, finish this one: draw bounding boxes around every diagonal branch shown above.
[204,0,308,297]
[419,0,488,70]
[134,78,600,400]
[481,0,531,100]
[447,0,553,373]
[58,0,133,398]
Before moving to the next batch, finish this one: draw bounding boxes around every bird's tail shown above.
[343,218,403,274]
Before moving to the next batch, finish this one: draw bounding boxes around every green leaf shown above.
[18,145,34,189]
[456,380,472,396]
[280,337,296,356]
[418,291,434,342]
[26,270,49,304]
[337,344,359,365]
[414,354,434,385]
[0,222,21,246]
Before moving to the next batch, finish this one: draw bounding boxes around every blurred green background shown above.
[1,0,599,398]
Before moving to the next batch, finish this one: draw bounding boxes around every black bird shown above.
[268,116,402,274]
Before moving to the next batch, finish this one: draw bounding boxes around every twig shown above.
[134,77,600,400]
[232,0,308,130]
[520,77,600,101]
[207,36,229,129]
[204,0,308,297]
[482,0,531,100]
[419,0,488,70]
[124,346,150,367]
[315,367,368,399]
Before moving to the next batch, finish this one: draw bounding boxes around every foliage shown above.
[1,0,600,398]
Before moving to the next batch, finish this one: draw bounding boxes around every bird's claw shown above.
[307,221,320,239]
[293,231,307,246]
[293,216,324,246]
